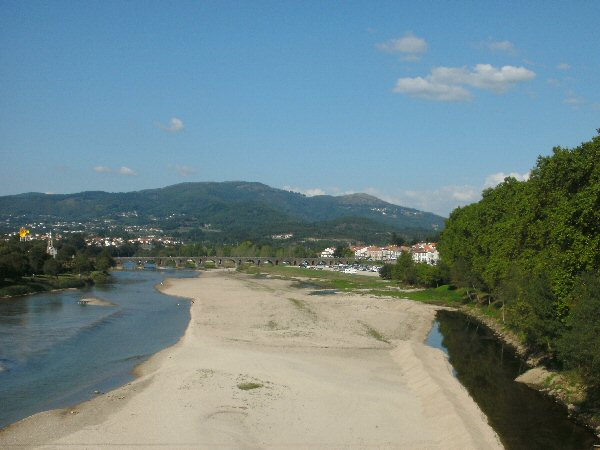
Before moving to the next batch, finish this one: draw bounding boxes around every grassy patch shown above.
[0,284,41,297]
[243,265,379,283]
[90,271,111,284]
[288,298,317,319]
[479,303,503,320]
[237,382,263,391]
[56,278,88,289]
[239,265,466,307]
[543,369,588,405]
[401,285,467,306]
[0,274,92,298]
[359,321,390,344]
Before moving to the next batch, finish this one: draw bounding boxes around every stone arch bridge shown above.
[114,256,355,269]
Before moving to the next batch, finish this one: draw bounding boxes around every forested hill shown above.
[0,182,445,242]
[439,131,600,393]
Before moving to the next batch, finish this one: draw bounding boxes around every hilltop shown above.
[0,182,445,243]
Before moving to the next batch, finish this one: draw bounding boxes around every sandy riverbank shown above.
[0,270,502,449]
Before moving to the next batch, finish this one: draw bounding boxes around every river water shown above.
[0,269,195,430]
[427,310,598,450]
[2,275,598,448]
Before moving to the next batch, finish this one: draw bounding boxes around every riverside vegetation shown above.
[378,131,600,430]
[0,234,115,297]
[242,130,600,433]
[438,131,600,424]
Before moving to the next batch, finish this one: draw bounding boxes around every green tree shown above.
[440,130,600,328]
[508,273,564,353]
[415,263,447,288]
[558,273,600,393]
[73,253,94,275]
[0,253,25,280]
[379,264,393,280]
[65,233,87,251]
[0,241,29,280]
[96,249,115,272]
[27,242,49,274]
[390,232,405,246]
[333,245,349,258]
[392,252,418,285]
[43,258,62,278]
[57,244,77,262]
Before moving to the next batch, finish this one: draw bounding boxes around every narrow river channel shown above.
[427,310,598,450]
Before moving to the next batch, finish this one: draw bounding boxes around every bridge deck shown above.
[114,256,354,268]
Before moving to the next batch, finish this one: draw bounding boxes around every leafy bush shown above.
[56,278,88,289]
[379,264,392,280]
[91,271,111,284]
[0,285,36,297]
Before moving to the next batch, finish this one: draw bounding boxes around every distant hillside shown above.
[0,182,445,242]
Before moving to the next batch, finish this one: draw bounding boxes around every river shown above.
[427,310,598,450]
[2,275,598,448]
[0,269,195,430]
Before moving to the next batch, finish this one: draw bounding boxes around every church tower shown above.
[46,232,58,259]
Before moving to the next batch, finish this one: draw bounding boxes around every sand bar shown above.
[0,270,502,449]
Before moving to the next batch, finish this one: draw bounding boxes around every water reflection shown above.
[308,289,338,296]
[429,310,598,450]
[0,297,30,322]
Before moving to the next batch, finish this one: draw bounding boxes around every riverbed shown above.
[2,272,597,448]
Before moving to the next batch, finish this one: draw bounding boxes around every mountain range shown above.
[0,182,445,243]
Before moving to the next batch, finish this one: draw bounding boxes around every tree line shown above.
[0,234,115,283]
[129,241,321,259]
[379,252,449,287]
[438,131,600,395]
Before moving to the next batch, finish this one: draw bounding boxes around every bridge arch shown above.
[114,256,356,269]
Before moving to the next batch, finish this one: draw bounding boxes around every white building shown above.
[320,247,336,258]
[411,243,439,265]
[352,245,410,261]
[46,232,58,259]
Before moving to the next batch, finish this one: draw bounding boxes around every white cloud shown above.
[487,40,516,53]
[169,164,198,177]
[158,117,185,133]
[366,171,530,216]
[405,185,479,206]
[363,186,480,217]
[285,171,531,217]
[393,77,473,101]
[443,185,481,202]
[557,63,571,70]
[94,166,138,176]
[283,186,327,197]
[94,166,112,173]
[435,64,536,93]
[376,33,428,61]
[564,90,585,108]
[394,64,536,101]
[547,78,561,87]
[484,172,530,188]
[118,166,137,176]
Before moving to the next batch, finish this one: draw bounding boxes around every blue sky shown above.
[1,1,598,216]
